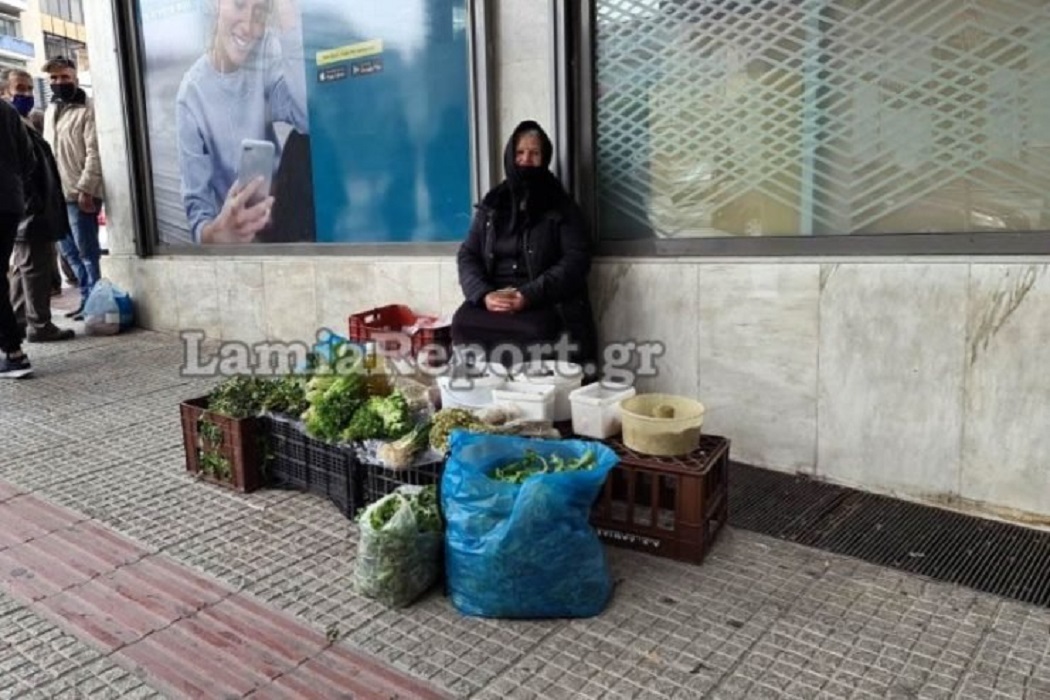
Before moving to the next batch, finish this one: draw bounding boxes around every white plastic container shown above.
[436,362,507,410]
[568,382,637,439]
[490,383,557,422]
[510,360,583,423]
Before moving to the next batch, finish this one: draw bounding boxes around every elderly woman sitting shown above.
[451,120,598,371]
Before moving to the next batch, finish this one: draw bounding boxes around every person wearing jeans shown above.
[43,55,104,318]
[58,202,101,316]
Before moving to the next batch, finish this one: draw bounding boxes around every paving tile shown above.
[8,331,1050,697]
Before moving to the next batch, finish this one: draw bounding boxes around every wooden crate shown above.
[590,434,729,564]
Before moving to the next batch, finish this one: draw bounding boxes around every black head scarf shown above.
[500,120,568,229]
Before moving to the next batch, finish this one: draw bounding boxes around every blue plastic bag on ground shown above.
[83,279,133,335]
[442,430,619,619]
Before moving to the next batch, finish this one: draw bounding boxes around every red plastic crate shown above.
[590,434,729,564]
[348,304,451,365]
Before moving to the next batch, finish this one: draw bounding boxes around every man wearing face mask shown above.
[43,56,104,321]
[2,69,74,343]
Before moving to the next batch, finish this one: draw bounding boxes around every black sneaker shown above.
[0,355,32,379]
[27,324,75,343]
[63,304,84,319]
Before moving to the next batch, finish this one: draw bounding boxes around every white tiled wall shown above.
[84,0,1050,521]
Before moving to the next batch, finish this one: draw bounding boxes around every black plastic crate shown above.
[360,457,445,506]
[265,414,360,520]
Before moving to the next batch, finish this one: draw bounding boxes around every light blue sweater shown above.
[175,29,308,243]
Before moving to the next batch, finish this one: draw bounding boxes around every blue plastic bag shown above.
[442,430,619,619]
[83,279,134,335]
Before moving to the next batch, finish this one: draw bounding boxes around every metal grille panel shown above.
[730,462,1050,607]
[595,0,1050,238]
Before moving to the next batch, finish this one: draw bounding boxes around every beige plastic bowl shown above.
[619,393,705,456]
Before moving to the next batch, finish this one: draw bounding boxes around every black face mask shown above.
[51,83,76,103]
[514,165,548,185]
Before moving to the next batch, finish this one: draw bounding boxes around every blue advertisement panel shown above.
[135,0,472,246]
[304,0,472,242]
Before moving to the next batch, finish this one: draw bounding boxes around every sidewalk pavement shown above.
[2,319,1050,699]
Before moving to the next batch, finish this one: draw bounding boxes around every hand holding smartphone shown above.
[237,139,276,206]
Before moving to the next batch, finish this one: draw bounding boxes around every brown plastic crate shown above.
[348,304,450,365]
[590,434,729,564]
[180,397,265,493]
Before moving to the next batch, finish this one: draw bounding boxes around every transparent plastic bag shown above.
[353,488,443,608]
[83,279,133,336]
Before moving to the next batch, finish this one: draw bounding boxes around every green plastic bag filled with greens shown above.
[442,431,619,619]
[353,486,443,608]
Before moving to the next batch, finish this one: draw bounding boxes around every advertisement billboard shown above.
[136,0,473,246]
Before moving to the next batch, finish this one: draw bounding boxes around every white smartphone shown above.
[237,139,276,207]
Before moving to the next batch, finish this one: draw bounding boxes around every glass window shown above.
[44,32,85,61]
[594,0,1050,240]
[132,0,475,247]
[0,14,21,37]
[42,0,82,23]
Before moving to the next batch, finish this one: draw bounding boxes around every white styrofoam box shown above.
[510,360,583,422]
[491,383,556,422]
[568,382,637,439]
[436,362,507,410]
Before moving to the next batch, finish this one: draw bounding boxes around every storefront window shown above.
[594,0,1050,240]
[134,0,473,246]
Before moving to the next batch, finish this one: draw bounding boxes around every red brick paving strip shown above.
[0,480,453,700]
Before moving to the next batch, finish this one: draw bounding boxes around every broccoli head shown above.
[370,391,412,439]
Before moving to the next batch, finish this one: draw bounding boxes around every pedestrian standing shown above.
[43,55,104,320]
[0,98,36,378]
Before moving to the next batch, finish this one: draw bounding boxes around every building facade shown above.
[0,0,36,75]
[82,1,1050,525]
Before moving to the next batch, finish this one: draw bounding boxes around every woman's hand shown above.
[485,289,526,313]
[200,177,273,244]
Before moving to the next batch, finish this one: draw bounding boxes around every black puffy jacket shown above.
[457,121,598,364]
[18,127,71,243]
[0,100,34,217]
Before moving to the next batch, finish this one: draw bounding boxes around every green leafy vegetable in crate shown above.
[203,375,309,420]
[376,419,433,470]
[429,408,487,452]
[340,392,413,442]
[259,375,309,417]
[302,373,367,442]
[354,486,443,608]
[491,448,598,484]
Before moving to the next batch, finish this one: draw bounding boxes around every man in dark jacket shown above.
[0,97,36,378]
[3,68,74,342]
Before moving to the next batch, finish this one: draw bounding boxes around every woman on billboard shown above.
[175,0,311,244]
